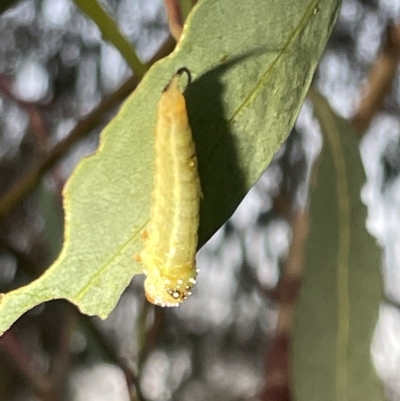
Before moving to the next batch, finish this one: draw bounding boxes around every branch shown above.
[0,236,147,400]
[163,0,184,41]
[0,35,176,220]
[352,24,400,135]
[262,211,309,401]
[0,75,51,150]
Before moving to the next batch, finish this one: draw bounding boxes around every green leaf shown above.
[0,0,341,335]
[292,89,384,401]
[37,182,64,262]
[73,0,147,77]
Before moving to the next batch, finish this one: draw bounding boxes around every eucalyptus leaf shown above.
[0,0,341,335]
[73,0,147,77]
[292,89,384,401]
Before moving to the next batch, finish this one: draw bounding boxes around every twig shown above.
[73,0,147,78]
[0,304,75,401]
[0,76,137,219]
[82,317,148,401]
[0,75,51,151]
[163,0,184,41]
[262,211,309,401]
[0,235,146,400]
[0,35,176,220]
[352,24,400,135]
[137,305,164,373]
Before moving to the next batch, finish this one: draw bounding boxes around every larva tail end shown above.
[176,67,192,85]
[163,67,192,93]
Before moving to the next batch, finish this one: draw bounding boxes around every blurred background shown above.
[0,0,400,400]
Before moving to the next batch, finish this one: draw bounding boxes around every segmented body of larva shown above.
[139,68,201,307]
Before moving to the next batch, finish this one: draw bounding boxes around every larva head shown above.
[144,266,197,307]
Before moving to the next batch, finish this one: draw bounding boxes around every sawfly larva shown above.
[137,67,201,307]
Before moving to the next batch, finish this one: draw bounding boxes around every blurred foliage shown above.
[292,89,383,401]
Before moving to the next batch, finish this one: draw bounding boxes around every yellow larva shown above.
[138,68,201,307]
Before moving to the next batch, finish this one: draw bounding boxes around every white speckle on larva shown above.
[167,247,177,259]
